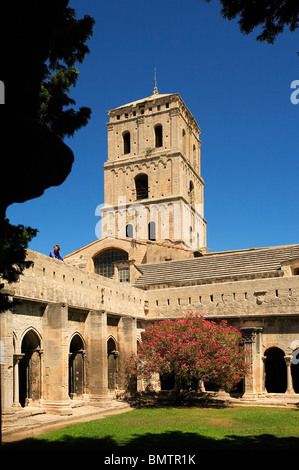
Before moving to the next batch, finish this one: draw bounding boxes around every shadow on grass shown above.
[2,431,299,452]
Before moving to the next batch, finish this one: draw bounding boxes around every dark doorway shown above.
[69,335,85,398]
[19,330,41,407]
[107,338,118,390]
[264,347,287,393]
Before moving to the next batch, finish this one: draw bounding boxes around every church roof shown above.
[112,92,177,111]
[134,244,299,288]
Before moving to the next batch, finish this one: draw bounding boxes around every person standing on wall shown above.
[49,244,64,262]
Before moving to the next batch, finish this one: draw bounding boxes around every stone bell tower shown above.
[102,85,207,250]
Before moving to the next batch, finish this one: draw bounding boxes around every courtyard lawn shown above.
[3,406,299,451]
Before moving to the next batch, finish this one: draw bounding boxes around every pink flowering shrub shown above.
[124,313,250,392]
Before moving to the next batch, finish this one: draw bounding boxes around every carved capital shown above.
[240,327,263,343]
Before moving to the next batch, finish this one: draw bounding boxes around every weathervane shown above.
[153,68,158,95]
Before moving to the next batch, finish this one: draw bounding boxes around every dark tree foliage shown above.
[0,1,95,312]
[0,221,38,312]
[38,7,95,139]
[205,0,298,44]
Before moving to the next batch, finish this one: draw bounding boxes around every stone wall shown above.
[145,275,299,320]
[12,250,146,316]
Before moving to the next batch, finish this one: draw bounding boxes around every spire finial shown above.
[153,68,158,95]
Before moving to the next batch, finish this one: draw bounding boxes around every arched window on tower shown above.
[155,125,163,148]
[126,224,133,238]
[148,221,156,241]
[135,173,148,200]
[123,131,131,154]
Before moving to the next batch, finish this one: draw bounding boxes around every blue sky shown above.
[6,0,299,256]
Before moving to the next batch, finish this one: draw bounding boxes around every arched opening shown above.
[155,125,163,148]
[291,348,299,393]
[107,337,118,390]
[126,224,133,238]
[189,181,194,204]
[160,372,175,390]
[123,131,130,154]
[19,330,41,407]
[135,173,148,200]
[264,347,287,393]
[94,248,128,278]
[69,334,85,398]
[148,221,156,241]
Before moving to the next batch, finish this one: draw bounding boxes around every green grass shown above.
[3,406,299,451]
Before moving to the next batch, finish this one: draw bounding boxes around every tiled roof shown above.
[112,93,175,110]
[134,244,299,287]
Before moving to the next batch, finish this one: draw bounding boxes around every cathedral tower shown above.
[102,87,207,250]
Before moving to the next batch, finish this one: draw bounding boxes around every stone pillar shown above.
[170,108,179,150]
[137,116,145,155]
[118,316,137,389]
[261,356,267,393]
[43,302,72,415]
[240,327,263,396]
[0,302,14,413]
[13,354,24,408]
[284,356,295,394]
[87,310,109,403]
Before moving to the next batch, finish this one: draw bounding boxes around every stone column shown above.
[118,316,137,389]
[82,349,87,398]
[261,356,267,393]
[240,327,263,396]
[43,302,72,415]
[0,300,14,413]
[38,348,44,405]
[284,356,295,394]
[87,310,109,403]
[13,354,24,408]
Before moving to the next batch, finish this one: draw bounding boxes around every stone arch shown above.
[264,347,287,393]
[13,331,20,354]
[69,333,86,398]
[19,328,42,407]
